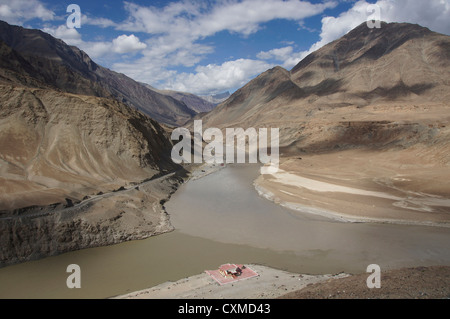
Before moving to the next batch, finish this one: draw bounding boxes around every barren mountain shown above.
[0,20,185,211]
[200,91,231,105]
[200,22,450,225]
[142,84,217,114]
[0,85,179,211]
[202,22,450,136]
[0,20,195,126]
[0,21,188,265]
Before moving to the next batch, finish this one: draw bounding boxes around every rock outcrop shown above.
[0,172,186,267]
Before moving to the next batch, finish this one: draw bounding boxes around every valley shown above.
[1,164,449,299]
[0,16,449,300]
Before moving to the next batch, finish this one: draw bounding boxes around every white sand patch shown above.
[269,170,402,200]
[279,190,296,196]
[255,183,450,227]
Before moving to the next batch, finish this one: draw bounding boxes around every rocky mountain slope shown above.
[0,22,186,211]
[201,22,450,148]
[0,21,187,266]
[0,85,177,211]
[0,80,185,265]
[0,20,195,126]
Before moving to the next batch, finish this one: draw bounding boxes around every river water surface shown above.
[1,164,449,298]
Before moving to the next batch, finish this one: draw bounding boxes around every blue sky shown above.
[1,0,449,95]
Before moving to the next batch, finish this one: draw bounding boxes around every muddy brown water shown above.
[0,164,449,299]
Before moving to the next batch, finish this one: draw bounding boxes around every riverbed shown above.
[0,164,449,299]
[166,164,450,271]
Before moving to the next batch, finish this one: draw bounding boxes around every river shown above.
[0,164,449,298]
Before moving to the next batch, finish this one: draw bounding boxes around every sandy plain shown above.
[255,149,450,227]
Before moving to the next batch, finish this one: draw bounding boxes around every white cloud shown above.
[194,0,338,37]
[378,0,450,35]
[111,0,337,94]
[112,34,147,54]
[82,15,117,28]
[257,46,304,69]
[164,59,273,95]
[0,0,118,29]
[116,0,334,71]
[0,0,54,25]
[43,25,146,59]
[83,41,113,59]
[119,0,202,35]
[119,0,337,38]
[257,47,294,60]
[42,25,83,46]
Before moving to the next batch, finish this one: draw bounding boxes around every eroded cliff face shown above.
[0,83,188,267]
[0,171,185,268]
[0,85,178,211]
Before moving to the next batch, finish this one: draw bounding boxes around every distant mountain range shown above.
[0,20,217,127]
[140,83,218,114]
[199,92,231,105]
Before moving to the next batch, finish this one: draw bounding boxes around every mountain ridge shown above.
[0,20,184,211]
[140,83,217,114]
[0,20,197,126]
[201,21,450,140]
